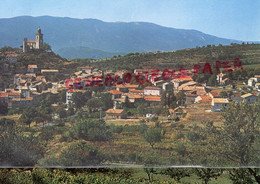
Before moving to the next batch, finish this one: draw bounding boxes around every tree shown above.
[0,118,44,166]
[0,101,8,115]
[207,74,216,86]
[161,168,191,182]
[219,102,260,166]
[229,168,260,184]
[186,131,200,144]
[143,127,163,149]
[39,127,55,142]
[59,90,66,103]
[137,103,147,116]
[42,42,52,52]
[60,141,103,166]
[176,90,186,106]
[100,93,113,109]
[86,98,103,112]
[56,105,67,119]
[194,168,223,184]
[43,93,57,106]
[19,107,37,128]
[67,104,75,116]
[191,102,260,167]
[175,142,187,157]
[35,106,52,126]
[161,91,176,108]
[71,92,89,109]
[219,91,228,98]
[143,168,157,182]
[70,119,112,142]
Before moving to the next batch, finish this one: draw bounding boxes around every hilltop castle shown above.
[23,27,43,53]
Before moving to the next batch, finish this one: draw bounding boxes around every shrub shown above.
[186,131,200,143]
[175,132,184,140]
[60,141,104,166]
[143,127,163,149]
[109,124,123,134]
[59,132,71,142]
[175,143,187,157]
[69,119,112,142]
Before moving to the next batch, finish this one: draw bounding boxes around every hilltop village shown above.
[0,27,260,168]
[0,28,259,119]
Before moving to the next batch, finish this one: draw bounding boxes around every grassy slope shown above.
[89,43,260,71]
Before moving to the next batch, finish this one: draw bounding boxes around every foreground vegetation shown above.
[0,168,259,184]
[0,92,259,167]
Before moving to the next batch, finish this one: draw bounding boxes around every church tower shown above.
[35,27,43,49]
[23,38,28,53]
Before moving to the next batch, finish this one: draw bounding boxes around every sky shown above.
[0,0,259,41]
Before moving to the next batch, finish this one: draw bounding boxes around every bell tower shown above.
[35,27,43,49]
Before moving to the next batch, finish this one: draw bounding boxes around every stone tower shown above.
[35,27,43,49]
[23,38,28,53]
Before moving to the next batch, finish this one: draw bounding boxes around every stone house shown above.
[241,93,258,103]
[144,86,161,96]
[211,98,229,112]
[106,109,127,119]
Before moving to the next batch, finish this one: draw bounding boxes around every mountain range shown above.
[0,16,244,59]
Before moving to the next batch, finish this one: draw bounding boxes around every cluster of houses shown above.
[0,51,18,63]
[0,64,65,109]
[248,75,260,91]
[1,57,259,118]
[64,66,259,119]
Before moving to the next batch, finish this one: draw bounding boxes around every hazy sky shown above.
[1,0,259,41]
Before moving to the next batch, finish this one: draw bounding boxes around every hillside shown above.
[0,48,79,89]
[89,43,260,71]
[0,16,244,59]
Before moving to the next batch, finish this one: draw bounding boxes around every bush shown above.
[59,132,71,142]
[175,132,184,140]
[170,123,177,128]
[175,143,187,157]
[39,127,55,141]
[69,119,112,142]
[138,123,148,135]
[109,124,123,134]
[143,127,164,149]
[186,131,200,143]
[60,141,104,166]
[7,108,22,115]
[178,124,185,129]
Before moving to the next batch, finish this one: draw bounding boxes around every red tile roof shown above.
[210,90,221,97]
[174,76,193,81]
[127,94,143,99]
[144,86,161,90]
[107,90,124,95]
[28,65,38,68]
[116,84,139,89]
[199,95,212,103]
[212,98,229,103]
[8,92,20,96]
[129,89,144,93]
[27,41,36,43]
[0,93,8,98]
[106,109,125,114]
[144,96,161,102]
